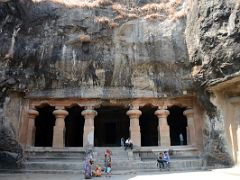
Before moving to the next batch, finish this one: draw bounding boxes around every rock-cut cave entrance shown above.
[94,106,129,147]
[35,104,55,147]
[65,105,85,147]
[167,106,187,146]
[140,105,158,146]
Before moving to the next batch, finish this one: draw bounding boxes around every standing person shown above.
[179,133,184,145]
[83,157,93,179]
[125,138,129,150]
[121,137,125,148]
[104,149,112,173]
[106,158,112,177]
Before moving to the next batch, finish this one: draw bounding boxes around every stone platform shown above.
[1,146,204,174]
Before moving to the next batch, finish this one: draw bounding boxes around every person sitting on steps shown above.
[163,151,170,170]
[157,152,165,169]
[124,138,133,150]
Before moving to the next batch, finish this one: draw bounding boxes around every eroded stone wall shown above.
[0,0,239,168]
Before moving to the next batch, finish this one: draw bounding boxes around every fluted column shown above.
[154,109,170,147]
[26,109,39,146]
[82,108,97,147]
[183,109,196,146]
[126,109,142,147]
[53,109,68,148]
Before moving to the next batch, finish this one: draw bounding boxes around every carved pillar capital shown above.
[53,109,69,119]
[183,109,194,118]
[126,109,142,119]
[81,109,97,119]
[28,109,39,119]
[154,109,170,118]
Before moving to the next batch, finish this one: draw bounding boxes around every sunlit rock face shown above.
[0,0,239,168]
[0,0,192,98]
[186,0,240,84]
[186,0,240,167]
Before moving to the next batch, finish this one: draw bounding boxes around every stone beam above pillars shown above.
[52,109,69,148]
[183,109,196,146]
[26,109,39,146]
[127,108,142,147]
[82,107,97,147]
[154,109,170,147]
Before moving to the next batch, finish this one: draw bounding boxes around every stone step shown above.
[23,160,134,171]
[21,147,204,173]
[135,158,204,171]
[0,169,136,175]
[22,157,203,172]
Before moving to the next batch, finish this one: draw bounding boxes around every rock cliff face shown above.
[186,0,240,167]
[0,0,239,168]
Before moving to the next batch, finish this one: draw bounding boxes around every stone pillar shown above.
[126,109,142,147]
[52,109,68,148]
[82,108,97,147]
[26,109,39,146]
[230,97,240,165]
[237,122,240,165]
[154,109,170,147]
[183,109,196,146]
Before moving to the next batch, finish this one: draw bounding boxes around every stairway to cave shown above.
[0,146,205,174]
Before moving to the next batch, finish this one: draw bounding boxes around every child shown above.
[106,161,111,177]
[93,164,102,177]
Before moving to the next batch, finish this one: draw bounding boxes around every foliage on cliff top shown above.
[32,0,187,25]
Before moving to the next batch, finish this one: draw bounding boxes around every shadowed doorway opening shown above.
[35,104,55,147]
[65,105,85,147]
[140,105,158,146]
[167,106,187,146]
[94,106,129,147]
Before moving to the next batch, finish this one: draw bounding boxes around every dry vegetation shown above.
[33,0,113,8]
[34,0,187,28]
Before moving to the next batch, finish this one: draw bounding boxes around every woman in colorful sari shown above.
[104,149,112,173]
[83,157,93,179]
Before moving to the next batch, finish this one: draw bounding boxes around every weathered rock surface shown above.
[186,0,240,166]
[0,0,239,168]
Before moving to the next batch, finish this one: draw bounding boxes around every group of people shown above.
[83,141,171,178]
[157,151,170,170]
[83,149,112,179]
[121,137,133,150]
